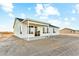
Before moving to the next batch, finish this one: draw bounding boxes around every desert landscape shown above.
[0,33,79,56]
[1,3,79,56]
[0,32,13,41]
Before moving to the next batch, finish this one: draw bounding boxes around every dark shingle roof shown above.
[14,17,59,28]
[49,24,59,28]
[15,18,24,22]
[23,18,50,25]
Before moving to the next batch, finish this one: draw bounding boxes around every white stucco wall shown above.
[14,20,22,38]
[14,19,59,41]
[21,24,28,39]
[40,26,49,36]
[49,27,59,35]
[40,26,59,36]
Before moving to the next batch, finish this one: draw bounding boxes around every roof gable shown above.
[16,18,24,22]
[13,17,59,28]
[13,18,24,28]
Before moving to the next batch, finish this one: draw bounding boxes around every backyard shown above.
[0,35,79,56]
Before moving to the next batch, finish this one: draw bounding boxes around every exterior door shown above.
[35,27,37,36]
[35,27,40,36]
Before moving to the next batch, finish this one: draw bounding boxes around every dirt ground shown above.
[0,35,79,56]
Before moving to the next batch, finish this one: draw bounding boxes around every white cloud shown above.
[0,0,14,18]
[0,0,14,32]
[35,4,44,15]
[73,4,79,14]
[64,18,69,21]
[20,13,26,18]
[48,20,62,27]
[27,8,31,10]
[35,4,60,16]
[47,18,75,29]
[35,4,75,29]
[44,6,60,16]
[35,4,60,29]
[72,10,76,14]
[0,4,13,13]
[75,4,79,13]
[71,17,76,21]
[64,17,76,22]
[62,17,76,29]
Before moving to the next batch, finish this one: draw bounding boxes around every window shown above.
[20,26,22,34]
[47,27,49,33]
[43,27,45,33]
[29,26,33,34]
[43,27,48,33]
[53,28,56,33]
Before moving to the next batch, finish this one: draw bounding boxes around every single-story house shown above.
[75,30,79,34]
[13,18,59,41]
[60,28,75,34]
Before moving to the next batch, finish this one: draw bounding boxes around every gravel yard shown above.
[0,35,79,56]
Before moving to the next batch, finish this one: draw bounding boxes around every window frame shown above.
[29,26,33,34]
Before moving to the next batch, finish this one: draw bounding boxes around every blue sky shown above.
[0,3,79,31]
